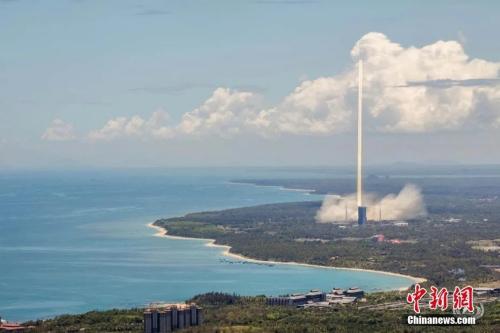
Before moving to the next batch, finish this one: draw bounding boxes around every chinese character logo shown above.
[429,286,448,311]
[406,283,427,313]
[407,284,479,315]
[453,286,474,312]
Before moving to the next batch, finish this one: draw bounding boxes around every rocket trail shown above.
[357,60,367,225]
[357,60,363,208]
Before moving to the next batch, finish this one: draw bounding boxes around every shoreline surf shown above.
[147,222,426,288]
[227,180,318,196]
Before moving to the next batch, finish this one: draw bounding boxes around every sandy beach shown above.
[147,223,426,286]
[227,181,317,195]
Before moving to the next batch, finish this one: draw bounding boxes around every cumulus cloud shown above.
[177,87,260,136]
[41,119,76,141]
[88,89,259,141]
[316,184,427,223]
[88,109,173,141]
[214,33,500,135]
[351,32,500,132]
[85,32,500,141]
[251,32,500,135]
[251,76,353,135]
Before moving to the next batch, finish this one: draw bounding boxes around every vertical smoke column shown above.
[357,60,367,225]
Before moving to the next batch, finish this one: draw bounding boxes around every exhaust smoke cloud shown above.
[316,184,426,223]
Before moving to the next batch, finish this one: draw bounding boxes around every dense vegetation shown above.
[156,176,500,287]
[26,309,144,332]
[27,293,500,333]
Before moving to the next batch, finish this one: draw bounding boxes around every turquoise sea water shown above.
[0,169,415,322]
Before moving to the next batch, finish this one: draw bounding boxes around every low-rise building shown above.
[0,317,28,333]
[326,295,358,304]
[305,289,326,302]
[267,288,364,308]
[266,294,307,306]
[302,301,331,308]
[344,287,364,299]
[266,289,326,307]
[0,322,27,333]
[475,287,500,296]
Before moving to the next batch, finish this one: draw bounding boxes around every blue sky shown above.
[1,0,500,168]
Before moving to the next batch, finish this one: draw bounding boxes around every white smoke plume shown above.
[315,184,426,223]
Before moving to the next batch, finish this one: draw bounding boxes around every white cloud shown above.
[177,87,260,136]
[219,32,500,135]
[88,117,128,141]
[88,109,173,141]
[251,76,353,135]
[124,116,146,136]
[85,32,500,141]
[253,32,500,135]
[148,111,175,139]
[351,32,500,132]
[41,119,76,142]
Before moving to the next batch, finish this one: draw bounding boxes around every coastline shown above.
[227,180,317,196]
[147,223,426,287]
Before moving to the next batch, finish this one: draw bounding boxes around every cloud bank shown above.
[87,109,173,141]
[315,184,427,223]
[41,119,76,142]
[43,32,500,142]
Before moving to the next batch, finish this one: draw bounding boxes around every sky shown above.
[1,0,500,168]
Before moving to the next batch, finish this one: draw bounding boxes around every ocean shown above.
[0,168,415,322]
